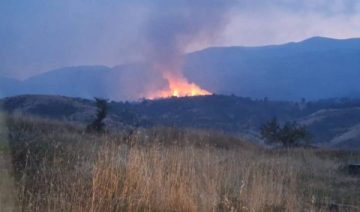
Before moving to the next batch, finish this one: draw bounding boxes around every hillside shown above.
[4,115,359,211]
[2,94,360,149]
[1,37,360,101]
[185,37,360,100]
[300,107,360,149]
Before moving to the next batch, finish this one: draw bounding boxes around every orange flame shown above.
[147,71,211,99]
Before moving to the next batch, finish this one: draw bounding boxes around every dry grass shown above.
[0,113,16,212]
[2,115,360,211]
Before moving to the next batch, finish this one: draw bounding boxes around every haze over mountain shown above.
[1,37,360,101]
[185,36,360,100]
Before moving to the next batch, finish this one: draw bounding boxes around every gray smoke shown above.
[144,0,235,72]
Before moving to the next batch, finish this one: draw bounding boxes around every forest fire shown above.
[147,71,211,99]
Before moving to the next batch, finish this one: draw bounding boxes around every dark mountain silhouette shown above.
[1,37,360,100]
[184,36,360,100]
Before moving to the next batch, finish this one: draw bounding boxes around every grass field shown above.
[0,113,16,212]
[1,115,360,211]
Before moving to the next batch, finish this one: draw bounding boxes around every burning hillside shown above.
[140,0,232,100]
[147,71,211,99]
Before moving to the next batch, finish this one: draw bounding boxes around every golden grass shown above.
[3,115,360,211]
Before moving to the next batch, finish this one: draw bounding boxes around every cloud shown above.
[217,0,360,46]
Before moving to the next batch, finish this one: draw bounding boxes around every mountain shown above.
[2,94,360,149]
[184,37,360,100]
[0,64,166,101]
[0,66,113,99]
[0,77,21,97]
[1,37,360,101]
[22,66,112,99]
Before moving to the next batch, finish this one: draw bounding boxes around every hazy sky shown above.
[1,0,360,78]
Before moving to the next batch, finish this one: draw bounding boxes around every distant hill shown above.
[1,37,360,100]
[0,77,21,97]
[300,107,360,149]
[184,37,360,100]
[2,94,360,149]
[22,66,112,99]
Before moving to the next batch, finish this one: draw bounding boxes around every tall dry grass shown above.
[4,115,360,211]
[0,113,17,212]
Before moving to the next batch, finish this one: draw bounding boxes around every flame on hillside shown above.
[147,71,211,99]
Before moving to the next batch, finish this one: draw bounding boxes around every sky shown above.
[1,0,360,79]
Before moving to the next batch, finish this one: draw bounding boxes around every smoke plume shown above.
[142,0,235,97]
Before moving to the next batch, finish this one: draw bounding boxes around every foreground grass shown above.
[0,113,16,212]
[4,115,360,211]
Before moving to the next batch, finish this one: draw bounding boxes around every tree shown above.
[86,98,108,133]
[260,117,280,144]
[261,117,310,147]
[278,121,308,147]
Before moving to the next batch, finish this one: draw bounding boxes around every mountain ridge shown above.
[1,36,360,101]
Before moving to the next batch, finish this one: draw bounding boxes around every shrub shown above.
[261,117,310,147]
[86,98,108,133]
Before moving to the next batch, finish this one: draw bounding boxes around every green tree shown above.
[261,118,310,147]
[260,117,280,144]
[86,98,108,133]
[278,121,308,147]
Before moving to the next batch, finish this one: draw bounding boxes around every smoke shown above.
[135,0,236,98]
[144,0,235,73]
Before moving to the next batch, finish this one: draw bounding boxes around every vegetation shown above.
[86,98,108,133]
[261,117,310,147]
[0,113,16,211]
[1,115,359,211]
[4,94,360,149]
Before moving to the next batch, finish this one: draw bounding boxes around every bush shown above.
[261,117,310,147]
[86,98,108,133]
